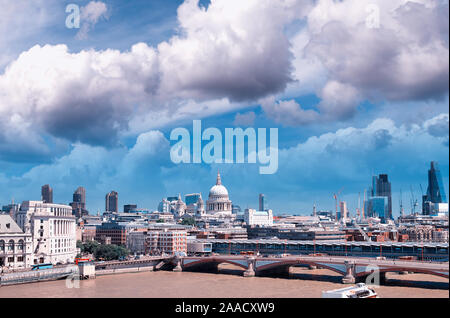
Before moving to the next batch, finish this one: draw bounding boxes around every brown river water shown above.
[0,265,448,298]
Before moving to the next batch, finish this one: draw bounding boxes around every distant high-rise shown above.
[368,174,392,222]
[70,186,88,218]
[259,194,265,211]
[41,184,53,203]
[106,191,119,213]
[423,161,447,215]
[124,204,137,213]
[339,201,348,221]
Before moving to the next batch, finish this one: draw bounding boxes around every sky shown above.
[0,0,448,216]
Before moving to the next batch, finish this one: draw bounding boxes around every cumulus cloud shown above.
[76,1,109,40]
[261,96,320,126]
[0,130,171,209]
[0,0,448,161]
[306,0,449,102]
[0,43,160,148]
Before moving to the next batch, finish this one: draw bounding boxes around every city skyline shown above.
[0,0,448,217]
[1,161,447,218]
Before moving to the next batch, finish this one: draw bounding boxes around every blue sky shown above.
[0,0,448,216]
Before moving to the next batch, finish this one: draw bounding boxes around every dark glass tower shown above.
[423,161,447,215]
[41,184,53,203]
[70,186,88,218]
[106,191,119,213]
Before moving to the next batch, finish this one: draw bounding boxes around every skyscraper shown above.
[368,174,392,222]
[41,184,53,203]
[106,191,119,213]
[70,186,88,218]
[423,161,448,215]
[259,194,265,211]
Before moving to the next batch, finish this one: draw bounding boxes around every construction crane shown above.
[400,189,405,218]
[333,187,344,221]
[356,192,361,220]
[410,185,419,215]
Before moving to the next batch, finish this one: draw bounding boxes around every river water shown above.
[0,265,447,298]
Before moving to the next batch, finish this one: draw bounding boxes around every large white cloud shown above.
[0,0,448,161]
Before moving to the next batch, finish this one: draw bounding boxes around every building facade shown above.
[41,184,53,203]
[105,191,119,213]
[16,201,77,265]
[0,215,33,270]
[70,186,89,218]
[423,161,448,215]
[244,209,273,226]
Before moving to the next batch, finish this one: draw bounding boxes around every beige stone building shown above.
[0,215,33,270]
[16,201,77,265]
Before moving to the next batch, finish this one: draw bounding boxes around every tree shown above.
[180,217,196,226]
[93,244,130,261]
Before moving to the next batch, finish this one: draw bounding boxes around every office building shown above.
[185,194,201,206]
[339,201,348,221]
[105,191,119,213]
[124,204,138,213]
[41,184,53,203]
[244,209,273,226]
[259,194,266,211]
[70,186,89,218]
[368,174,392,221]
[368,197,389,222]
[16,201,77,265]
[423,161,448,215]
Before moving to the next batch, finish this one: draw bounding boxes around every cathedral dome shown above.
[209,184,229,197]
[208,171,229,198]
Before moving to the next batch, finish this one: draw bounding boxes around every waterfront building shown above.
[70,186,89,218]
[16,201,76,265]
[0,215,33,269]
[423,161,448,215]
[105,191,119,213]
[206,171,233,217]
[41,184,53,203]
[244,209,273,226]
[147,229,187,255]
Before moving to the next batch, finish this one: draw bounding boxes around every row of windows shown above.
[0,240,25,252]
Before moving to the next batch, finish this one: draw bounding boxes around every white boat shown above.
[322,283,378,298]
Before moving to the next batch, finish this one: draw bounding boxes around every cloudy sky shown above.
[0,0,448,216]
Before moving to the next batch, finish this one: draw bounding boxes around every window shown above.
[17,256,24,262]
[8,257,14,262]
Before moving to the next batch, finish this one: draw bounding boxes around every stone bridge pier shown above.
[342,261,356,284]
[243,257,255,277]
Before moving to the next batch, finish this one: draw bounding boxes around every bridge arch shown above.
[182,257,248,270]
[255,260,347,276]
[356,267,449,279]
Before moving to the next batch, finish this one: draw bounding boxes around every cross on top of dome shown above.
[216,170,222,185]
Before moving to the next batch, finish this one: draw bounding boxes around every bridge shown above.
[173,255,449,284]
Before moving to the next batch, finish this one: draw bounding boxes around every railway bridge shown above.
[173,255,449,284]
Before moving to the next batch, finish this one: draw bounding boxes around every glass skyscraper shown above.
[423,161,447,215]
[368,174,392,222]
